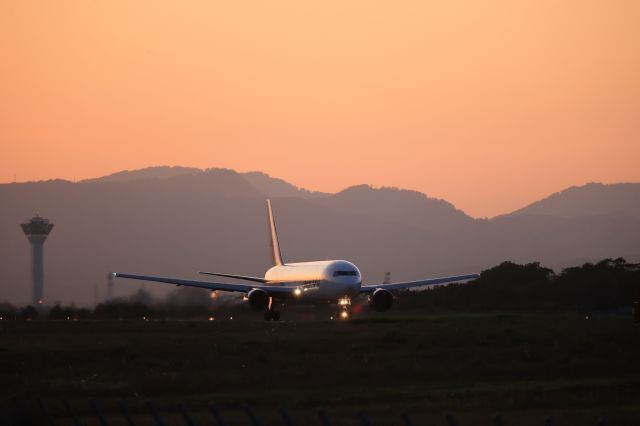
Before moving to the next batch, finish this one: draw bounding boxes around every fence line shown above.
[3,398,608,426]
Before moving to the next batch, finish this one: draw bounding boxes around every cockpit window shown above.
[333,270,359,277]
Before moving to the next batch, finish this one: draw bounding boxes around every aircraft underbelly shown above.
[294,280,359,303]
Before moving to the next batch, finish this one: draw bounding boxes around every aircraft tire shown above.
[263,310,273,321]
[272,311,281,321]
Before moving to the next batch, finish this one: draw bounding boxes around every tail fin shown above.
[266,199,284,266]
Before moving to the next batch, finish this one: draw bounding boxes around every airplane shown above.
[113,200,479,320]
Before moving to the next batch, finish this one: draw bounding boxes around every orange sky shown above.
[1,0,638,217]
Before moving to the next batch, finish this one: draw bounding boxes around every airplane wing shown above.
[360,273,479,293]
[112,272,295,294]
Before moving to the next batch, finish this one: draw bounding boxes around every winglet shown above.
[266,199,284,266]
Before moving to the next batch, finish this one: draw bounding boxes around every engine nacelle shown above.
[247,289,269,312]
[368,288,394,312]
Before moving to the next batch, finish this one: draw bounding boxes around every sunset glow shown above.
[1,0,638,217]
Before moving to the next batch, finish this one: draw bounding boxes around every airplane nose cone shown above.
[352,279,362,294]
[324,260,362,296]
[343,277,361,296]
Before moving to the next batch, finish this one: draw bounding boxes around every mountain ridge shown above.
[502,182,640,220]
[61,166,640,219]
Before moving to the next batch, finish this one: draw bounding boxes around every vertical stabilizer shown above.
[266,199,285,266]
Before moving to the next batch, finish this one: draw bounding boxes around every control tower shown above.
[20,215,54,306]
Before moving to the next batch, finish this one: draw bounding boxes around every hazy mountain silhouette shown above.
[317,185,475,232]
[80,166,202,183]
[242,171,328,199]
[503,182,640,220]
[83,166,328,199]
[1,168,638,305]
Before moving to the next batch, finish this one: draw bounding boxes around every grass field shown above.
[2,314,640,425]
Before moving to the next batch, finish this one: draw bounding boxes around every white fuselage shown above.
[264,260,361,302]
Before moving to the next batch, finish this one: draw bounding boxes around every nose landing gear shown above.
[338,297,352,321]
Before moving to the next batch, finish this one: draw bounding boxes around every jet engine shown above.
[368,288,394,312]
[247,289,269,312]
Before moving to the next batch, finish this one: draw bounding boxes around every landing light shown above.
[208,316,215,321]
[340,311,349,319]
[294,288,302,296]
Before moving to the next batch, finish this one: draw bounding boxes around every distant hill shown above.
[503,182,640,220]
[80,166,202,183]
[317,185,475,232]
[81,166,328,199]
[241,171,328,199]
[1,168,638,305]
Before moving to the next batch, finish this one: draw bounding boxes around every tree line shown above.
[395,257,640,312]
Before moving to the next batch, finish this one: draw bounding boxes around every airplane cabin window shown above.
[333,270,359,277]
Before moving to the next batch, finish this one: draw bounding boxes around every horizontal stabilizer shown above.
[113,272,294,295]
[199,271,267,283]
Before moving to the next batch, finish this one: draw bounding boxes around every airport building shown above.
[20,215,54,306]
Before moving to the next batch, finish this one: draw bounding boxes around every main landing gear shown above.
[264,309,281,321]
[263,296,281,321]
